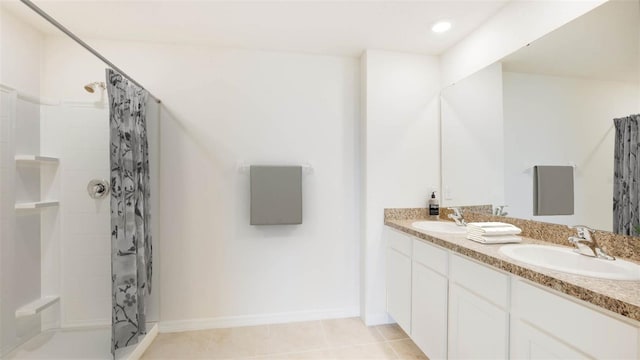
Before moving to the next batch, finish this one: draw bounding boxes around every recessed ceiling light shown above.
[431,20,452,34]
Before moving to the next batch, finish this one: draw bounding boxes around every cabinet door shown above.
[448,283,508,359]
[512,279,639,359]
[387,248,411,333]
[412,261,448,359]
[511,319,587,359]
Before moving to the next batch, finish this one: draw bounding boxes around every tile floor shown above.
[141,318,428,359]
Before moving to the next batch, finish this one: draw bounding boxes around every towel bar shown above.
[238,163,313,174]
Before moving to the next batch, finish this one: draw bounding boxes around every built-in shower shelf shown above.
[15,155,59,164]
[15,201,59,210]
[15,296,60,318]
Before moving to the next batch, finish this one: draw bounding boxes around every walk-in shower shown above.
[0,0,161,359]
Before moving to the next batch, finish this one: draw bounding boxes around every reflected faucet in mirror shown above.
[494,205,508,217]
[568,225,615,261]
[447,207,467,226]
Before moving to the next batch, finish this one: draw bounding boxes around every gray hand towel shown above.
[533,165,574,216]
[250,165,303,225]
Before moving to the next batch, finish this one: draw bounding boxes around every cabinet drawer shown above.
[512,279,639,359]
[386,226,412,257]
[413,239,448,276]
[449,254,509,309]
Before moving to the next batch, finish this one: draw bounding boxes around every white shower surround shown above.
[41,103,111,327]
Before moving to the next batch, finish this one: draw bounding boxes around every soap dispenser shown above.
[428,191,440,219]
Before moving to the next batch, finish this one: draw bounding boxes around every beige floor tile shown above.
[266,321,328,355]
[387,339,428,360]
[322,318,384,348]
[332,342,398,359]
[202,325,271,359]
[285,349,335,359]
[374,324,408,341]
[141,330,214,359]
[142,321,425,360]
[246,354,291,360]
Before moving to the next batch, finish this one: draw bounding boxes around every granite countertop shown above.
[385,218,640,324]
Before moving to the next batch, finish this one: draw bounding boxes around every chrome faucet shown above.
[494,205,508,217]
[447,207,467,226]
[568,225,615,260]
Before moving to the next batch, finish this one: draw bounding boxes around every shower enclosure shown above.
[0,1,160,359]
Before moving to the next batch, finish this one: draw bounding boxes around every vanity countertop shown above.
[385,217,640,323]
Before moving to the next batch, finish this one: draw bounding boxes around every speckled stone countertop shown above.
[384,215,640,324]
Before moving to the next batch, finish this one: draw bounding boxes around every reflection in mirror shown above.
[441,0,640,233]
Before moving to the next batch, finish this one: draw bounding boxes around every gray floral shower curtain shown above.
[613,114,640,235]
[106,69,152,355]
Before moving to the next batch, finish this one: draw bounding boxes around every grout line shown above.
[373,324,386,341]
[386,340,402,360]
[318,319,333,353]
[385,338,411,344]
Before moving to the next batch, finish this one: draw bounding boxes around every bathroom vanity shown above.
[384,214,640,359]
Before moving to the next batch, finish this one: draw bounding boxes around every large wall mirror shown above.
[441,0,640,233]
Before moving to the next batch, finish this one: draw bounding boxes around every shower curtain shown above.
[106,69,152,354]
[613,114,640,235]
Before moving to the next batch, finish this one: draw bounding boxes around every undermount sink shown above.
[412,221,467,235]
[499,244,640,280]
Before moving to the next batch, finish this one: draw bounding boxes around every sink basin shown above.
[499,244,640,280]
[412,221,467,235]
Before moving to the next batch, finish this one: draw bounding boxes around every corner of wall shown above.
[359,50,368,321]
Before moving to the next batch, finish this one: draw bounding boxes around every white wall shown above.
[503,72,640,231]
[441,62,504,207]
[361,50,440,324]
[0,7,42,95]
[42,36,361,328]
[440,0,606,86]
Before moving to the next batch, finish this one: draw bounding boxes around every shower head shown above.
[84,82,106,93]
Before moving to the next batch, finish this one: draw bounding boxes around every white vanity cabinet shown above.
[448,254,509,359]
[510,279,639,360]
[384,225,640,360]
[386,227,412,334]
[411,239,448,359]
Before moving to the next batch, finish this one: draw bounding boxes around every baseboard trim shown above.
[158,307,360,333]
[363,312,394,326]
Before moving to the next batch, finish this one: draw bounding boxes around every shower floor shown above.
[6,324,157,360]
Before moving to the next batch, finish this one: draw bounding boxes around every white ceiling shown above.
[502,0,640,83]
[2,0,510,57]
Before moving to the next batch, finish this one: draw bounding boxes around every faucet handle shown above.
[494,205,508,216]
[568,225,595,240]
[447,207,463,217]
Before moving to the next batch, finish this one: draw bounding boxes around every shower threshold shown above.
[5,323,158,360]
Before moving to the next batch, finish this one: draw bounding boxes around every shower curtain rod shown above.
[19,0,161,104]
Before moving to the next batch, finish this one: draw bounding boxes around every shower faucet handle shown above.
[87,179,110,199]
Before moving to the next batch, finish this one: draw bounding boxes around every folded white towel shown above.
[467,221,514,228]
[466,234,523,244]
[466,222,522,236]
[467,227,522,236]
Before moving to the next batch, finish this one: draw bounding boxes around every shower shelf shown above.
[15,201,59,210]
[15,155,59,164]
[15,296,60,318]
